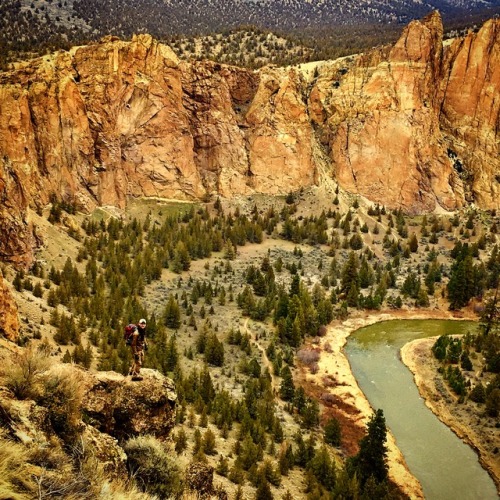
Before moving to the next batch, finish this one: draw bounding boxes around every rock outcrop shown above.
[0,358,177,493]
[440,19,500,209]
[0,273,20,342]
[310,12,498,213]
[82,368,177,441]
[0,14,498,263]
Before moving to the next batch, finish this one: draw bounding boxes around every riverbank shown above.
[402,337,500,495]
[310,308,477,499]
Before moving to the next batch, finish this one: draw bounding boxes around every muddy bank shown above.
[402,337,500,495]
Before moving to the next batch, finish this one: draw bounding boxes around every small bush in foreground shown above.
[124,435,182,498]
[0,432,33,500]
[1,346,50,399]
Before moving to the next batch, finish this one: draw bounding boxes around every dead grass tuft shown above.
[0,431,33,500]
[1,345,50,399]
[37,365,85,445]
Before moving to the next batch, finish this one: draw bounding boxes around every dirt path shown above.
[244,317,280,393]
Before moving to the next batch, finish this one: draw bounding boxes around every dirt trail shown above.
[244,317,280,392]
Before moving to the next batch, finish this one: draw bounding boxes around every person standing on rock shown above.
[130,319,147,381]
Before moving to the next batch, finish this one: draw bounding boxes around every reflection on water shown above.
[345,320,498,500]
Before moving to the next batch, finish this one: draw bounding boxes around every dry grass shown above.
[0,345,50,399]
[30,434,154,500]
[0,430,33,500]
[36,365,86,444]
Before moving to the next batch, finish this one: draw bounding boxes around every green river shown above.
[345,319,498,500]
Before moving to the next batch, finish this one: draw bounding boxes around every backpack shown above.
[124,324,137,345]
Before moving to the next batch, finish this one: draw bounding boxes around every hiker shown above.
[130,318,147,381]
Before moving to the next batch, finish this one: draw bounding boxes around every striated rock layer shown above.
[0,13,499,264]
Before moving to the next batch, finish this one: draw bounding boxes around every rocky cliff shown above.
[0,359,177,496]
[0,12,498,265]
[311,12,499,214]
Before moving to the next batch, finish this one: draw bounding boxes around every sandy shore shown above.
[315,308,478,499]
[402,337,500,495]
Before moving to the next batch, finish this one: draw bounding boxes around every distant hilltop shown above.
[1,0,500,64]
[0,12,499,266]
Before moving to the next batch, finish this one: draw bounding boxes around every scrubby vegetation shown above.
[1,0,498,68]
[3,186,500,497]
[432,292,500,413]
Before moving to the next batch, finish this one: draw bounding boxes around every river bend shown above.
[345,319,498,500]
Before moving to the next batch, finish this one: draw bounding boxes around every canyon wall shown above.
[0,12,498,265]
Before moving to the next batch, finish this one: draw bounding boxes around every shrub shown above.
[124,435,182,498]
[324,417,342,446]
[469,383,486,403]
[37,366,85,445]
[297,349,320,366]
[1,346,50,399]
[318,325,328,337]
[486,389,500,417]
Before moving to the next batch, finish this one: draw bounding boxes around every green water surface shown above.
[345,319,498,500]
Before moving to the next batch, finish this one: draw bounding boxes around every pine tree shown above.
[202,428,217,455]
[204,332,224,366]
[164,294,181,329]
[409,233,418,253]
[309,446,336,490]
[172,241,191,273]
[175,428,188,454]
[324,417,342,446]
[279,365,295,401]
[349,409,388,485]
[341,252,360,298]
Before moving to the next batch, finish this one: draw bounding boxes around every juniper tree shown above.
[324,417,342,446]
[279,365,295,402]
[348,409,388,486]
[164,294,181,329]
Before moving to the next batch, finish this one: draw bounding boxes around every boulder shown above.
[82,368,177,441]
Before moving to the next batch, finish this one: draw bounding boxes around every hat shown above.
[139,319,147,325]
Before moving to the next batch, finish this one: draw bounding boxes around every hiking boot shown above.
[131,375,143,381]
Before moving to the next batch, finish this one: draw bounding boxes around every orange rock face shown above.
[440,20,500,208]
[0,14,499,264]
[0,274,20,342]
[310,11,498,213]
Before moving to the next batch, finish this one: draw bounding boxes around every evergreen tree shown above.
[202,428,217,455]
[175,428,188,454]
[279,365,295,401]
[204,332,225,366]
[172,241,191,273]
[164,294,181,329]
[341,252,360,305]
[309,446,336,490]
[349,409,388,485]
[324,417,342,446]
[448,254,476,310]
[302,399,320,429]
[409,233,418,253]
